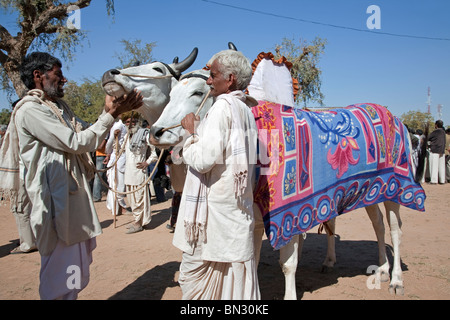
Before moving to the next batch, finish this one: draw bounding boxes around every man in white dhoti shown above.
[173,50,260,300]
[124,115,158,234]
[2,52,142,299]
[427,120,446,184]
[105,114,129,215]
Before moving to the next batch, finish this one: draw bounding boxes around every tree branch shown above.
[0,24,15,52]
[0,50,8,66]
[31,0,91,36]
[0,0,106,99]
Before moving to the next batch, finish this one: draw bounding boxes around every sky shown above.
[1,0,449,127]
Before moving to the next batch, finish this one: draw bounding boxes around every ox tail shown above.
[414,124,429,183]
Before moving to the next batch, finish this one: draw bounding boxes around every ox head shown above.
[101,47,198,126]
[149,68,213,149]
[148,42,239,148]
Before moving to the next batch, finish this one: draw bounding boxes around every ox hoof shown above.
[321,265,334,274]
[389,284,404,295]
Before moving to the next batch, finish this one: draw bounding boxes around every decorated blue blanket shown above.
[251,102,426,250]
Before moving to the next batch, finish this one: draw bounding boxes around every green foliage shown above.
[115,39,156,68]
[0,79,106,125]
[63,38,156,123]
[273,37,327,107]
[0,0,116,99]
[105,0,115,16]
[0,108,12,125]
[400,110,435,131]
[63,79,106,124]
[37,27,88,65]
[0,67,15,102]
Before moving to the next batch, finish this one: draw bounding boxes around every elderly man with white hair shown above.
[172,49,260,300]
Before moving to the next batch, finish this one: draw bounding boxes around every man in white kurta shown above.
[12,52,142,299]
[105,116,128,214]
[124,124,158,233]
[173,50,260,299]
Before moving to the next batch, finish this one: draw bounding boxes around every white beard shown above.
[128,125,138,136]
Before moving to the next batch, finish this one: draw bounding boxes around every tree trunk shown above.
[3,55,28,99]
[0,0,96,100]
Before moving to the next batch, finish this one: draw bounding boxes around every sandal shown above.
[10,247,25,254]
[10,246,37,254]
[125,224,143,234]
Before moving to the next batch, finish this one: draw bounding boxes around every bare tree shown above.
[0,0,114,99]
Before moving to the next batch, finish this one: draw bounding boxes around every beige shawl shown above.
[0,89,94,201]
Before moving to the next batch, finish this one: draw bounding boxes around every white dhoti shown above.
[106,164,127,214]
[429,152,446,184]
[39,238,96,300]
[126,184,151,227]
[178,242,260,300]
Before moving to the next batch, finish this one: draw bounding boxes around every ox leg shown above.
[384,201,404,295]
[279,235,302,300]
[365,204,390,282]
[321,218,337,273]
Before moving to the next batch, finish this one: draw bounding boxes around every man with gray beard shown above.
[6,52,143,299]
[124,113,158,234]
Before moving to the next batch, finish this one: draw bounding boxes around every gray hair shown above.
[208,50,252,91]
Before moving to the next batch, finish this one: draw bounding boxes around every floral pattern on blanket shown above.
[252,102,426,250]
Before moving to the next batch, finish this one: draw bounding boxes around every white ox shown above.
[101,48,198,127]
[148,53,426,300]
[149,68,213,148]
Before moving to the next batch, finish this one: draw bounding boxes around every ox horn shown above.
[169,47,198,76]
[228,42,238,51]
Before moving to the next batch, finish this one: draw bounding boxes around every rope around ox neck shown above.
[161,89,211,133]
[119,73,173,80]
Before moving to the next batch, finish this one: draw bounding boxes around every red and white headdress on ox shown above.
[247,52,300,107]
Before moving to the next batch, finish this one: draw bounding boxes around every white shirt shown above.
[105,120,127,173]
[173,93,258,263]
[124,132,158,185]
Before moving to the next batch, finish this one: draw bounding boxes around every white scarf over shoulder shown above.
[183,91,254,246]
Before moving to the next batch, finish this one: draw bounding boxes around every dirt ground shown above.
[0,183,449,300]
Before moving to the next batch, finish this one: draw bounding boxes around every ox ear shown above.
[170,47,198,76]
[228,42,238,51]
